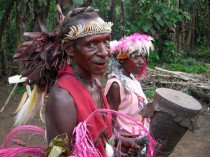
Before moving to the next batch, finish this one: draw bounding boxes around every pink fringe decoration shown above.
[72,122,102,157]
[0,113,156,157]
[0,125,46,157]
[72,109,156,157]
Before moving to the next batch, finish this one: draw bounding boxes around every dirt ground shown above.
[0,78,210,157]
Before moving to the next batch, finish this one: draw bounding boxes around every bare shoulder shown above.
[108,81,120,94]
[106,81,121,111]
[45,83,77,145]
[45,83,77,119]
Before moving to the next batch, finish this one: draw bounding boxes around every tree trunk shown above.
[0,0,15,77]
[108,0,117,37]
[120,0,125,37]
[176,0,185,51]
[0,0,15,45]
[209,1,210,47]
[207,0,210,47]
[196,0,201,48]
[131,0,140,21]
[108,0,117,23]
[16,0,25,47]
[186,2,196,51]
[180,0,185,51]
[186,29,192,51]
[0,50,8,76]
[189,88,210,104]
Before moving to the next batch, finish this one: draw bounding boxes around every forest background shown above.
[0,1,210,157]
[0,0,209,77]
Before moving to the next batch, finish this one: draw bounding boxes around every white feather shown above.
[15,85,39,126]
[105,142,114,157]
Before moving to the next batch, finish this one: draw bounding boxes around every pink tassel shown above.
[83,109,156,157]
[0,112,156,157]
[72,123,102,157]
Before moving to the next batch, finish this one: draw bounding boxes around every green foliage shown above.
[148,39,180,65]
[126,2,190,35]
[118,1,191,66]
[196,47,210,62]
[2,3,17,60]
[15,85,26,94]
[168,58,208,74]
[89,0,111,20]
[161,40,181,63]
[46,2,56,31]
[198,37,210,50]
[146,50,160,68]
[74,0,84,6]
[144,87,156,102]
[0,0,209,77]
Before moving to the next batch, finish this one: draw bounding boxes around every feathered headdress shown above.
[13,21,64,126]
[110,33,154,59]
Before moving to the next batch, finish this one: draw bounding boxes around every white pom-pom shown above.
[105,142,114,157]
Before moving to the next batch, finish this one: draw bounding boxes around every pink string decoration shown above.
[0,111,156,157]
[71,122,102,157]
[0,125,46,157]
[71,109,156,157]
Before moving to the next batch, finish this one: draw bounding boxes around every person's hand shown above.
[120,137,145,157]
[136,135,149,157]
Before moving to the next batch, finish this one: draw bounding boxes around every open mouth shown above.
[93,62,107,67]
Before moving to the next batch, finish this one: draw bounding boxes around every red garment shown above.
[57,65,112,157]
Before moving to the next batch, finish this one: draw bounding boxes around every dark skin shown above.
[106,54,145,156]
[45,17,111,150]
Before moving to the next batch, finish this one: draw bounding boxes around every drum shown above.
[139,88,202,157]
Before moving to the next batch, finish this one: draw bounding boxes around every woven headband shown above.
[65,21,113,40]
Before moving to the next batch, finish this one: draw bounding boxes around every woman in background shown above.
[105,33,154,156]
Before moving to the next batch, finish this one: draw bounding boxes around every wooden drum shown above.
[140,88,202,157]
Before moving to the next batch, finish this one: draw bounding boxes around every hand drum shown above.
[140,88,202,157]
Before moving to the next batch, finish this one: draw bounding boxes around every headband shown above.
[65,21,113,40]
